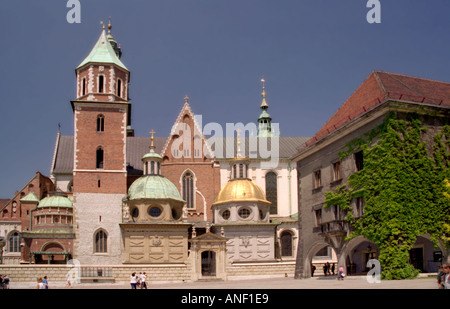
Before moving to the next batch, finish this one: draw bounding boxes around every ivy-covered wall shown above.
[325,112,450,279]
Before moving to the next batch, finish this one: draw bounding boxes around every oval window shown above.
[131,207,139,218]
[221,209,230,220]
[148,206,162,218]
[238,208,251,219]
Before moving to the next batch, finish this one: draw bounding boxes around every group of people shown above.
[437,263,450,289]
[37,276,49,289]
[0,274,10,289]
[310,263,346,280]
[130,272,148,289]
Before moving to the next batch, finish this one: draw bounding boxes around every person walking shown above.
[43,276,49,289]
[37,278,46,289]
[311,265,316,277]
[337,266,345,280]
[140,272,147,289]
[3,274,9,289]
[130,272,138,289]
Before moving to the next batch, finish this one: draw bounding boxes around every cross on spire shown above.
[149,129,156,149]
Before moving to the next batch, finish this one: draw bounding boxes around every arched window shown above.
[280,231,293,257]
[96,147,104,169]
[182,171,194,209]
[98,75,104,93]
[9,232,21,253]
[265,172,278,215]
[94,230,107,253]
[117,79,122,97]
[97,115,105,132]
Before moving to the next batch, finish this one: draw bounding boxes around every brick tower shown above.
[71,22,130,264]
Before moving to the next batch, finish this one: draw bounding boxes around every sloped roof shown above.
[52,136,74,174]
[208,136,309,159]
[302,71,450,149]
[51,135,309,175]
[77,29,128,71]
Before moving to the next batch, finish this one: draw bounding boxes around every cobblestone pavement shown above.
[8,274,438,289]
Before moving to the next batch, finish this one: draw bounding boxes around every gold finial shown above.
[108,16,112,33]
[100,21,105,30]
[260,77,268,109]
[149,129,156,148]
[184,95,189,103]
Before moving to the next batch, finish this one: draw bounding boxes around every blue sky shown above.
[1,0,450,198]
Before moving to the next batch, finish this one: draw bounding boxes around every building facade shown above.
[293,71,450,278]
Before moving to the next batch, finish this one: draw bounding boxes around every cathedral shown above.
[3,23,446,283]
[0,23,310,280]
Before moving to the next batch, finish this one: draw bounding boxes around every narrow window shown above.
[182,171,194,209]
[314,209,322,227]
[265,172,278,215]
[150,161,155,174]
[314,170,322,189]
[98,180,101,188]
[96,147,104,169]
[95,230,107,253]
[332,161,341,181]
[354,151,364,171]
[9,232,21,252]
[117,79,122,97]
[98,75,104,93]
[82,77,86,96]
[97,115,104,132]
[355,197,365,217]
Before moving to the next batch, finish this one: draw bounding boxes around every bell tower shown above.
[72,21,131,194]
[71,21,131,265]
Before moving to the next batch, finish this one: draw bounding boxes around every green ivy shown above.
[325,112,450,280]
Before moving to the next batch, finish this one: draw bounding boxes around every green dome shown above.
[142,152,162,161]
[128,175,185,202]
[258,110,271,121]
[38,195,73,208]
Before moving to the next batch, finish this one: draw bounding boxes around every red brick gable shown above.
[302,71,450,149]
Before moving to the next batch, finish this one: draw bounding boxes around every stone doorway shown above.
[189,231,228,281]
[201,251,216,277]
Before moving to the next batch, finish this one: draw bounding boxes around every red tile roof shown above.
[302,71,450,149]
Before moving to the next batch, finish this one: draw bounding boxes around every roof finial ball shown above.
[100,20,105,30]
[184,95,190,104]
[108,16,112,33]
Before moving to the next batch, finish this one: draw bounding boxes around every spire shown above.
[236,128,243,158]
[149,129,156,151]
[184,95,190,104]
[142,129,162,175]
[260,77,269,110]
[257,77,272,137]
[77,21,127,70]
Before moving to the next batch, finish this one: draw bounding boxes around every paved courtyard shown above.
[8,274,438,289]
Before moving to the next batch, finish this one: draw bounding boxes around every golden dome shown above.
[213,179,271,206]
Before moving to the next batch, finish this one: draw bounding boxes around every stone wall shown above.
[0,261,296,283]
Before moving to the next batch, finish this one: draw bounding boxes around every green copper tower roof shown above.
[20,192,40,203]
[77,28,128,71]
[128,175,185,202]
